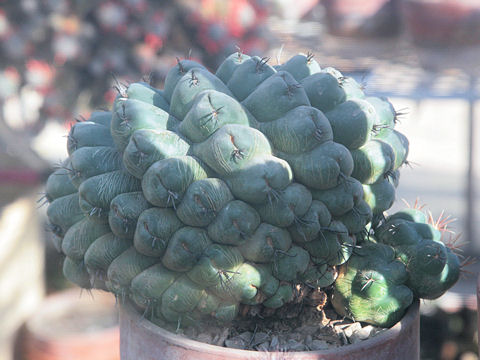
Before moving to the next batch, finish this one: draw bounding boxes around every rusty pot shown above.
[477,274,480,357]
[402,0,480,46]
[119,300,419,360]
[22,288,120,360]
[322,0,401,37]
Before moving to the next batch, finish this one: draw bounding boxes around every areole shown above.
[119,300,420,360]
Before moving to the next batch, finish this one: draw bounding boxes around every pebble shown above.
[225,337,246,349]
[270,335,279,350]
[305,335,313,348]
[287,332,303,341]
[339,331,348,345]
[213,328,229,346]
[238,331,253,343]
[252,332,269,346]
[296,325,318,335]
[287,339,307,351]
[356,325,375,340]
[181,305,382,352]
[344,322,362,338]
[310,340,329,350]
[184,327,197,338]
[256,341,270,352]
[459,351,478,360]
[349,325,376,344]
[196,333,213,344]
[348,333,362,344]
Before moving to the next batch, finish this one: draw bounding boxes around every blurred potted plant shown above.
[0,194,44,360]
[401,0,480,46]
[322,0,401,37]
[21,289,119,360]
[0,86,47,360]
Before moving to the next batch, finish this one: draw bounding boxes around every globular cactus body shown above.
[45,51,460,330]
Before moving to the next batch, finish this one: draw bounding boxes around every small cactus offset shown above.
[45,51,461,329]
[332,207,461,327]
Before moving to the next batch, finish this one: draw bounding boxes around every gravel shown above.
[169,301,387,352]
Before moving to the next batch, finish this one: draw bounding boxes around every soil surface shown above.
[153,289,386,352]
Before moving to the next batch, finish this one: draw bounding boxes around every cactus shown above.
[375,208,461,299]
[332,239,413,327]
[45,51,461,330]
[332,207,461,327]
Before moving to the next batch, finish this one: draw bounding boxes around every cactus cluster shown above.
[46,51,460,329]
[332,207,461,327]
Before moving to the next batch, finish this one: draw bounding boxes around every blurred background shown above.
[0,0,479,359]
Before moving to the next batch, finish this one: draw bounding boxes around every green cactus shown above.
[84,232,131,288]
[301,70,346,112]
[121,82,170,112]
[276,53,321,82]
[78,170,141,219]
[332,240,413,327]
[215,52,251,84]
[67,121,114,155]
[350,139,395,185]
[325,99,376,150]
[45,160,78,202]
[362,177,397,216]
[68,146,123,187]
[46,193,84,237]
[108,192,151,239]
[133,207,183,257]
[141,155,211,208]
[375,208,460,299]
[333,207,461,327]
[257,106,333,154]
[45,52,460,331]
[226,56,276,101]
[122,129,190,179]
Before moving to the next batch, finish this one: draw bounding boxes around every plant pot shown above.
[322,0,401,37]
[1,194,44,360]
[477,274,480,357]
[401,0,480,46]
[119,300,420,360]
[21,288,120,360]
